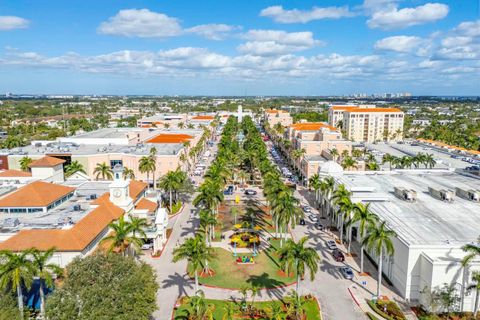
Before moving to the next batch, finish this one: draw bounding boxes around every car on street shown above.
[299,218,306,225]
[303,206,312,213]
[340,266,354,280]
[314,223,324,230]
[325,240,337,250]
[244,189,257,195]
[224,185,234,195]
[141,243,153,250]
[332,249,345,262]
[309,214,318,222]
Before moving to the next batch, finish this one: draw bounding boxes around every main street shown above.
[145,130,369,320]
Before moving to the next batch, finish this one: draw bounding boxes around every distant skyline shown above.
[0,0,479,95]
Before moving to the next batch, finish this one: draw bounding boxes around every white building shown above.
[317,168,480,312]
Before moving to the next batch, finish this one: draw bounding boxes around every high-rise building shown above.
[343,108,404,142]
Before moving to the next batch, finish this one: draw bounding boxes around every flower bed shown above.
[367,299,406,320]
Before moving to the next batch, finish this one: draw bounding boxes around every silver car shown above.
[340,266,354,280]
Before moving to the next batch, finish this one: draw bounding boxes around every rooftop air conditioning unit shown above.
[455,188,480,202]
[394,187,417,202]
[429,187,455,202]
[72,204,81,211]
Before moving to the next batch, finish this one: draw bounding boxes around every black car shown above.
[244,189,257,195]
[299,218,306,226]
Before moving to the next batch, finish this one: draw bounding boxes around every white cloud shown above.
[185,24,240,40]
[260,5,353,24]
[98,9,182,38]
[441,36,472,48]
[0,16,29,31]
[367,3,449,30]
[98,9,237,40]
[238,30,323,56]
[454,20,480,38]
[374,36,423,53]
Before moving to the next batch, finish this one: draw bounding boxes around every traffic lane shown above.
[291,217,365,320]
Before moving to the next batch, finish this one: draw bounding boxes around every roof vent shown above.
[394,187,417,202]
[455,188,480,202]
[429,187,455,202]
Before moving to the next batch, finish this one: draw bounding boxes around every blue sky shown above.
[0,0,479,95]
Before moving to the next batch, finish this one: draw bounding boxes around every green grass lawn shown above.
[174,297,321,320]
[188,243,296,289]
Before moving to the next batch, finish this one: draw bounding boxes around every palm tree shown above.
[0,249,35,317]
[139,155,155,188]
[332,184,351,229]
[336,196,356,245]
[178,122,185,129]
[348,203,378,273]
[159,170,183,214]
[100,216,143,256]
[65,160,86,177]
[330,148,339,162]
[382,153,395,171]
[362,221,397,297]
[94,162,113,180]
[122,166,135,180]
[308,174,321,205]
[172,236,213,293]
[149,147,158,189]
[30,248,63,318]
[341,156,358,171]
[19,156,33,172]
[186,289,214,320]
[278,237,320,297]
[462,237,480,268]
[194,179,224,215]
[286,290,307,320]
[319,177,335,219]
[467,271,480,318]
[424,153,436,169]
[129,216,148,239]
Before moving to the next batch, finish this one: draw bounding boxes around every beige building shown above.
[343,108,404,142]
[287,122,353,181]
[328,104,376,128]
[263,109,293,127]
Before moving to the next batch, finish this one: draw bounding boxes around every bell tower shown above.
[109,164,133,210]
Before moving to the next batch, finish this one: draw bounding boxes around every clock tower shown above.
[109,164,134,211]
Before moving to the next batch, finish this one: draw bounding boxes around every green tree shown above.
[0,249,34,318]
[172,236,213,293]
[159,169,184,214]
[362,221,397,297]
[19,156,33,172]
[30,248,63,318]
[149,147,158,189]
[100,216,144,256]
[278,237,320,297]
[45,253,158,320]
[139,155,156,189]
[122,166,135,180]
[65,160,86,177]
[93,162,113,180]
[467,271,480,318]
[348,203,378,274]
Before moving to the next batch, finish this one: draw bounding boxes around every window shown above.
[110,160,123,168]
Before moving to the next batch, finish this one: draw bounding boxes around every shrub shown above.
[367,311,380,320]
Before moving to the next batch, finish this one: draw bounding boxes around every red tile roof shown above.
[135,198,158,213]
[191,115,214,120]
[0,170,32,178]
[0,181,75,208]
[29,156,65,168]
[146,133,194,144]
[290,122,338,132]
[0,202,124,252]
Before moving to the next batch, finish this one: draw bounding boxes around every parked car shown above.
[325,240,337,250]
[314,223,324,230]
[299,218,306,226]
[340,266,354,280]
[141,243,153,250]
[223,185,234,195]
[309,214,318,223]
[303,206,312,213]
[332,249,345,262]
[244,189,257,195]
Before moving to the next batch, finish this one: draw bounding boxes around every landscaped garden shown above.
[173,293,322,320]
[188,239,296,289]
[367,299,406,320]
